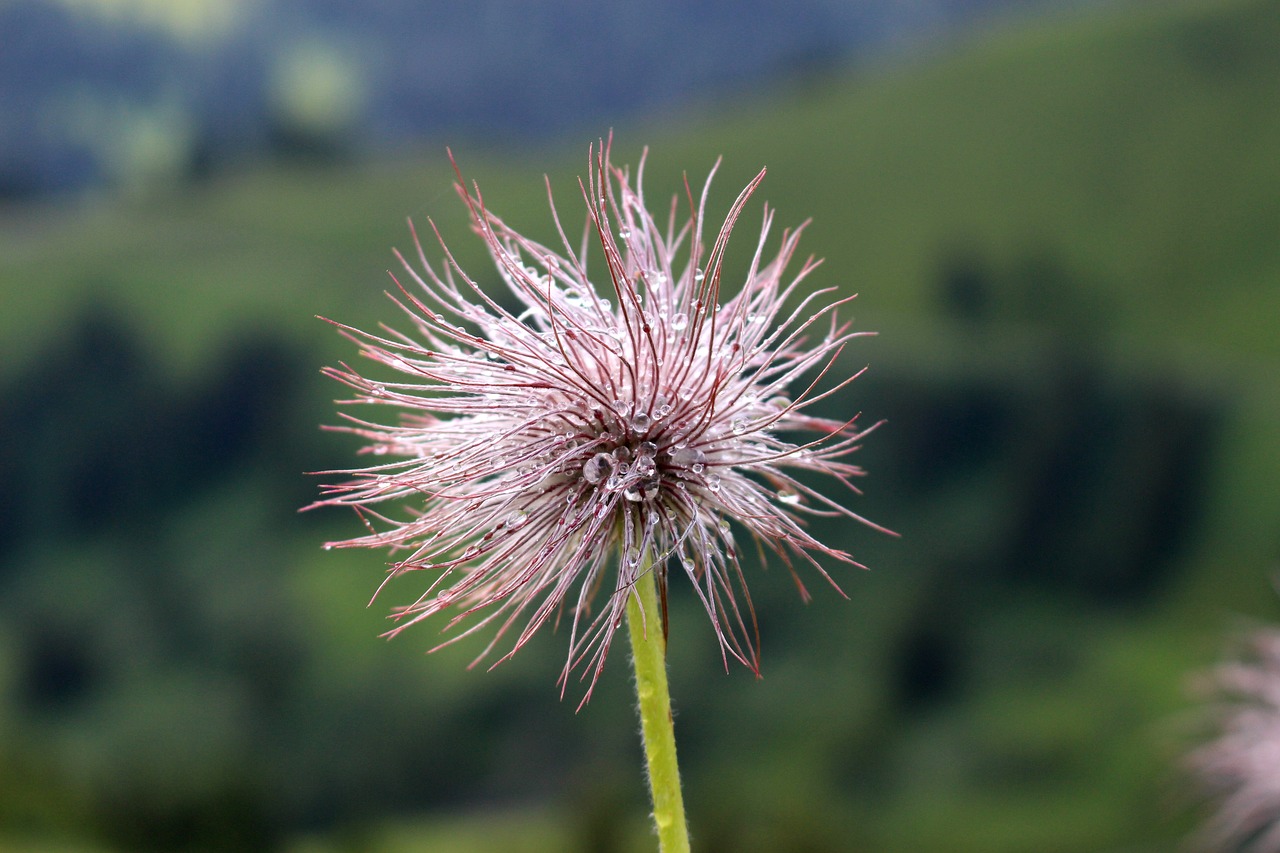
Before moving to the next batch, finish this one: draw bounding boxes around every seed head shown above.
[1188,624,1280,852]
[313,139,887,702]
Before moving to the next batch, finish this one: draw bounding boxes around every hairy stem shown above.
[627,562,691,852]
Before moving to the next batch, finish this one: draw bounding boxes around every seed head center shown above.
[581,435,664,503]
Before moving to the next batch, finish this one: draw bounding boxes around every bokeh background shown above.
[2,0,1279,850]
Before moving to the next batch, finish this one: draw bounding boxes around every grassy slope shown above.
[2,0,1278,850]
[3,0,1278,372]
[652,0,1280,363]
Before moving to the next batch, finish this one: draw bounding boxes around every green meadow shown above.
[1,0,1278,849]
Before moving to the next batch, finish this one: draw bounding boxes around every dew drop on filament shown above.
[583,453,613,484]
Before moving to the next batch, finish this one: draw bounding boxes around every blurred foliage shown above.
[2,0,1279,849]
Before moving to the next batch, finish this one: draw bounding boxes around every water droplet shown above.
[583,453,613,484]
[322,543,334,551]
[706,474,721,493]
[630,412,652,433]
[718,518,731,535]
[624,473,661,503]
[638,441,658,457]
[778,490,802,505]
[626,547,641,567]
[619,227,631,239]
[671,446,705,468]
[693,268,705,282]
[462,546,479,559]
[613,399,632,416]
[731,417,750,435]
[647,510,660,527]
[634,455,656,478]
[505,510,529,528]
[670,313,688,332]
[691,462,704,474]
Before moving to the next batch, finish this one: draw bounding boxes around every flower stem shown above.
[627,563,691,852]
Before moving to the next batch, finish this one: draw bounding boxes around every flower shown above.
[1187,624,1280,852]
[314,139,886,701]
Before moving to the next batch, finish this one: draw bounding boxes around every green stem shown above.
[627,562,691,852]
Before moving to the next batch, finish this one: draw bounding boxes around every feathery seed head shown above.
[313,139,886,702]
[1188,625,1280,852]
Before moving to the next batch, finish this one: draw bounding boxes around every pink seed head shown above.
[312,138,888,703]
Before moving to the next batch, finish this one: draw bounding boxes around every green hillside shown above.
[4,0,1278,369]
[2,0,1278,850]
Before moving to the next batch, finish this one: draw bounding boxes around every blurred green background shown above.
[2,0,1279,850]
